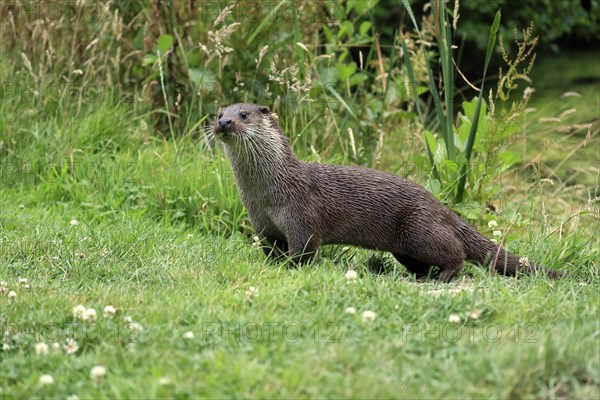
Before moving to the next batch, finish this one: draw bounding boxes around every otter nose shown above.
[218,118,232,127]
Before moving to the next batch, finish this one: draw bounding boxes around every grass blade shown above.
[455,10,501,203]
[401,37,439,180]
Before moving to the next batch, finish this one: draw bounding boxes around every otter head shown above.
[213,103,272,144]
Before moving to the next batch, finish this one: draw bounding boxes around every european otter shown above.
[211,102,561,282]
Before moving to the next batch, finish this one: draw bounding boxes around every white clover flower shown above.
[18,277,28,284]
[183,331,194,340]
[34,342,49,356]
[51,342,61,352]
[129,322,142,334]
[245,286,258,301]
[345,270,358,283]
[158,377,172,385]
[39,374,54,386]
[468,309,481,320]
[123,316,133,323]
[83,308,97,322]
[519,257,530,267]
[70,219,78,226]
[187,234,194,239]
[72,304,87,319]
[103,305,117,319]
[493,230,502,238]
[23,284,31,290]
[344,306,356,315]
[448,314,461,323]
[90,365,107,383]
[7,290,16,302]
[64,338,79,355]
[361,310,376,323]
[488,220,498,228]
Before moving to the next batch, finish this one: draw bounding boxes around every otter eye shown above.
[240,112,248,119]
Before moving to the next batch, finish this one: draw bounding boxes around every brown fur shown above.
[212,103,562,282]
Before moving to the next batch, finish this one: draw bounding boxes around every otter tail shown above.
[452,215,562,279]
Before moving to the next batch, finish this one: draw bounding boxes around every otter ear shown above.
[259,106,270,115]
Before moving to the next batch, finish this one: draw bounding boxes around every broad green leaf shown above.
[349,72,368,86]
[142,53,157,66]
[157,34,174,53]
[359,21,372,37]
[188,68,216,86]
[338,21,355,40]
[336,62,357,81]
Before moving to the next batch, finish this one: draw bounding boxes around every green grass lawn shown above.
[1,49,599,398]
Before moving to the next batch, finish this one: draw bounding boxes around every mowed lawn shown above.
[1,104,598,399]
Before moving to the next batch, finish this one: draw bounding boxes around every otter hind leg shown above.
[393,253,434,280]
[396,226,466,282]
[438,262,463,283]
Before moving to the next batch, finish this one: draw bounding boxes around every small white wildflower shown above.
[73,69,83,75]
[187,234,193,239]
[90,365,107,383]
[448,314,461,323]
[361,310,376,323]
[7,290,17,302]
[82,308,97,322]
[18,277,28,284]
[344,306,356,315]
[183,331,194,340]
[342,246,350,251]
[64,338,79,355]
[72,304,86,319]
[38,374,54,386]
[123,316,133,323]
[2,343,10,351]
[0,281,7,293]
[493,230,502,238]
[245,286,258,301]
[158,376,172,385]
[129,322,142,333]
[34,342,49,356]
[23,284,31,290]
[468,309,481,320]
[487,220,498,228]
[51,342,61,352]
[345,270,358,283]
[67,395,80,400]
[70,219,79,226]
[19,204,25,209]
[519,257,530,267]
[103,305,116,319]
[99,248,109,257]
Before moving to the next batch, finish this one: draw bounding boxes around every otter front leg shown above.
[261,237,288,261]
[287,233,320,265]
[284,219,321,265]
